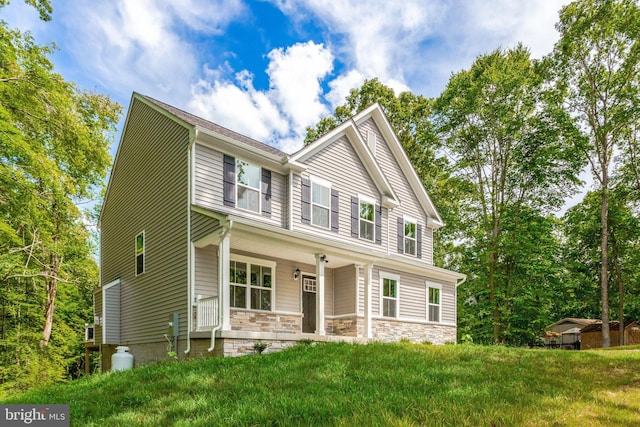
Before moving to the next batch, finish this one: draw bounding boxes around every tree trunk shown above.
[600,183,610,348]
[41,253,59,348]
[488,239,501,344]
[612,234,624,347]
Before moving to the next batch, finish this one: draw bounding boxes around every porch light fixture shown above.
[293,268,300,280]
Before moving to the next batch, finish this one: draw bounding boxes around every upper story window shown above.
[311,178,331,229]
[230,256,274,311]
[404,217,417,256]
[236,159,261,213]
[381,274,399,318]
[301,177,339,232]
[135,231,145,276]
[428,285,441,322]
[359,197,375,241]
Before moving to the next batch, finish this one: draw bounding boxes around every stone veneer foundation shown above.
[371,318,456,344]
[230,309,301,334]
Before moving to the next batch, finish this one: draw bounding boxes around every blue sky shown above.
[2,0,571,155]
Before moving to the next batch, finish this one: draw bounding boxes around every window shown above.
[250,264,272,311]
[236,159,261,213]
[359,197,375,241]
[382,276,398,318]
[428,285,441,322]
[135,231,145,275]
[230,261,247,308]
[311,179,331,228]
[230,257,274,311]
[404,218,417,256]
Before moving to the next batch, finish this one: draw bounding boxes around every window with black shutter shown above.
[223,155,236,207]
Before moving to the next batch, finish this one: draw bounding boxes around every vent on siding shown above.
[367,130,377,157]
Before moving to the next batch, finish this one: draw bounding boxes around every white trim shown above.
[325,313,359,319]
[367,130,377,157]
[379,271,400,318]
[230,308,303,317]
[235,158,262,215]
[358,196,376,242]
[403,215,418,257]
[229,254,277,312]
[310,175,332,188]
[101,279,121,345]
[426,282,442,323]
[310,177,331,230]
[364,264,373,338]
[198,208,466,283]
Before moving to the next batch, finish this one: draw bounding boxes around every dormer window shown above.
[236,159,261,213]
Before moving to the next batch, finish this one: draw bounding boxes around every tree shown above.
[0,0,52,21]
[0,20,121,394]
[563,189,640,345]
[552,0,640,347]
[433,45,585,343]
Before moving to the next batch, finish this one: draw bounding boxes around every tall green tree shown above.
[0,19,120,394]
[563,189,640,345]
[552,0,640,347]
[433,45,585,343]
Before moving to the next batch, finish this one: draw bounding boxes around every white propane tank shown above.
[111,346,134,371]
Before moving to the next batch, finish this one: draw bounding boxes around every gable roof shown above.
[140,94,286,158]
[580,320,638,333]
[547,318,601,329]
[288,111,400,209]
[289,103,444,226]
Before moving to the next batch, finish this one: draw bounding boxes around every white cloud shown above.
[189,67,288,142]
[188,41,334,153]
[267,41,333,136]
[273,0,570,98]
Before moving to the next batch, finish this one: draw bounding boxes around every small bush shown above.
[253,341,269,354]
[297,338,314,346]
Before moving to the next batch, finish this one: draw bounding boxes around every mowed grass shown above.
[4,342,640,426]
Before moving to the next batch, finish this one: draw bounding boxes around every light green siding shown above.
[101,97,190,344]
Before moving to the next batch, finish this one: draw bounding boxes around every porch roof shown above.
[192,207,466,284]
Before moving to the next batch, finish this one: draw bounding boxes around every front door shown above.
[302,275,317,333]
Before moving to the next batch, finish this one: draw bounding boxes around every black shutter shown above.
[350,196,359,237]
[223,155,235,207]
[301,178,311,224]
[261,169,271,217]
[397,217,404,254]
[330,189,339,232]
[375,204,382,245]
[417,224,423,259]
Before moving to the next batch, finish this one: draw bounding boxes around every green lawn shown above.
[4,342,640,426]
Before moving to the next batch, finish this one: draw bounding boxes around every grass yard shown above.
[3,342,640,426]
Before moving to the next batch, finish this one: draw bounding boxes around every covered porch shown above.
[191,213,381,347]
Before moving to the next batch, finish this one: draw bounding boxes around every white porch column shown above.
[315,253,326,336]
[364,264,373,339]
[219,231,231,331]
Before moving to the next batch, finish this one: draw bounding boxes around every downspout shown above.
[208,221,232,352]
[184,129,198,355]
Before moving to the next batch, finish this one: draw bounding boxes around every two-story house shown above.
[90,93,465,369]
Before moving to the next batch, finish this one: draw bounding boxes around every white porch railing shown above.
[197,296,219,329]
